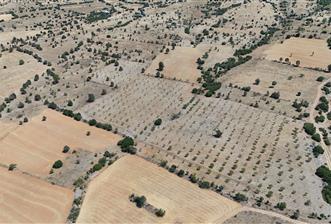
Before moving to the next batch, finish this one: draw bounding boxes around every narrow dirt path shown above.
[308,78,331,169]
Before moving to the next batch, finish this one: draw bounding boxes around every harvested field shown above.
[145,46,202,83]
[264,37,331,70]
[0,109,121,177]
[0,51,47,100]
[77,155,241,223]
[0,167,73,223]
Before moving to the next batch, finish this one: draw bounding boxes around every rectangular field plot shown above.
[77,155,241,223]
[0,168,73,223]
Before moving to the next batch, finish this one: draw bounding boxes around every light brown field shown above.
[0,109,121,177]
[0,13,12,21]
[0,167,73,223]
[145,46,202,83]
[77,155,241,223]
[264,37,331,70]
[0,51,47,100]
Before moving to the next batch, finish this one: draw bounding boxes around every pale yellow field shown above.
[0,13,12,21]
[0,167,73,223]
[0,51,47,100]
[264,37,331,70]
[77,155,241,223]
[0,109,121,177]
[145,46,202,83]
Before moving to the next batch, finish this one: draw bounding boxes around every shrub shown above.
[275,202,287,210]
[315,115,325,123]
[155,209,166,217]
[134,195,146,208]
[63,145,70,153]
[154,118,162,126]
[88,119,97,126]
[92,163,103,172]
[117,136,134,150]
[303,123,316,135]
[315,165,331,184]
[270,92,280,99]
[233,193,248,202]
[87,93,95,103]
[313,145,324,158]
[19,59,24,65]
[199,181,210,189]
[317,76,325,82]
[52,160,63,169]
[322,185,331,204]
[312,133,321,142]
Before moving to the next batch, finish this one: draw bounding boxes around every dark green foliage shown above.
[312,133,321,142]
[322,185,331,204]
[52,160,63,169]
[275,202,287,211]
[303,123,316,135]
[313,145,324,158]
[316,165,331,184]
[169,165,177,173]
[270,92,280,99]
[48,102,58,110]
[117,136,136,154]
[154,118,162,126]
[315,115,325,123]
[91,163,103,172]
[315,165,331,205]
[88,119,97,126]
[189,174,198,183]
[155,209,166,217]
[177,169,185,177]
[317,76,325,82]
[198,181,210,189]
[233,193,248,202]
[86,10,112,23]
[46,69,60,84]
[87,93,95,103]
[63,145,70,153]
[133,195,146,208]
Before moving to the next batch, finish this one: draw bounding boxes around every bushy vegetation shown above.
[117,136,136,154]
[315,165,331,204]
[52,160,63,169]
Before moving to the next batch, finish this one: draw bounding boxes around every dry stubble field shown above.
[0,167,73,223]
[264,37,331,70]
[77,155,242,223]
[0,109,120,177]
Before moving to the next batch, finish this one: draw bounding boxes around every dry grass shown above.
[0,167,73,223]
[0,51,47,100]
[0,109,121,177]
[264,37,331,70]
[77,155,241,223]
[145,46,202,83]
